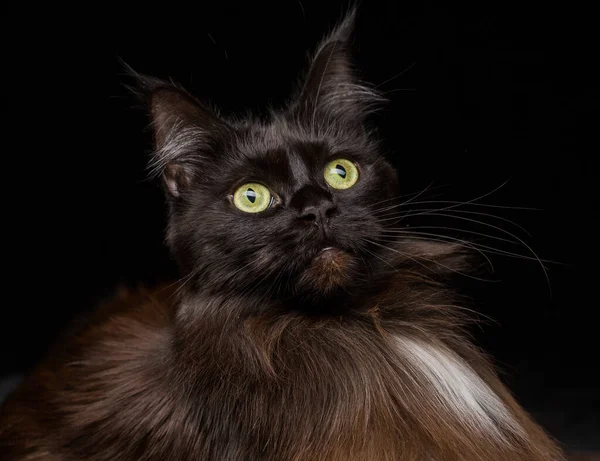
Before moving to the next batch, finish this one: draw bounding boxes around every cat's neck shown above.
[166,285,562,461]
[171,270,458,350]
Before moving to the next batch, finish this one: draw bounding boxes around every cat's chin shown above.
[295,247,356,296]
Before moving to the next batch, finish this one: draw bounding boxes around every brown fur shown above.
[297,248,355,294]
[0,280,566,460]
[0,10,571,461]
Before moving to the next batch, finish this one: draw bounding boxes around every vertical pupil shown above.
[334,164,347,179]
[246,188,257,203]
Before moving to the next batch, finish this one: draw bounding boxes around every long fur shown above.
[0,9,566,461]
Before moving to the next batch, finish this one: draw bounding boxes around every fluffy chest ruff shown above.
[0,288,564,461]
[169,306,560,461]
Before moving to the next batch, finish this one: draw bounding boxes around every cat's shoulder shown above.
[0,284,179,459]
[14,283,177,388]
[89,283,177,331]
[54,283,178,365]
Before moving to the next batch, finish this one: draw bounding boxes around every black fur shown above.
[0,9,565,461]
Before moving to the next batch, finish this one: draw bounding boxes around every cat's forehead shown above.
[229,128,325,186]
[234,120,324,163]
[233,116,359,162]
[219,116,373,187]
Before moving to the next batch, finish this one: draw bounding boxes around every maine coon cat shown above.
[0,9,565,461]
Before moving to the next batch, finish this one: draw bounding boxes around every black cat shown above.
[0,9,564,461]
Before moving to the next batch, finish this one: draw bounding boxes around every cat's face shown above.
[166,119,397,301]
[141,13,402,303]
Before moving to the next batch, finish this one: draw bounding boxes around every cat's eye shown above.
[233,183,273,213]
[324,159,359,190]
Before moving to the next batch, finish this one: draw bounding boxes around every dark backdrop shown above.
[4,1,598,451]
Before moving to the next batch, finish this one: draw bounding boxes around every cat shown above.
[0,9,566,461]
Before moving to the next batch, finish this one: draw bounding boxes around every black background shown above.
[4,1,599,450]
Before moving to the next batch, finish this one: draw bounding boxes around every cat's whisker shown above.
[362,247,402,275]
[382,210,550,289]
[422,200,540,211]
[396,179,438,208]
[373,207,532,236]
[362,247,440,285]
[381,231,560,266]
[377,229,558,265]
[367,184,449,210]
[429,179,513,211]
[376,232,495,272]
[368,181,439,216]
[377,210,526,245]
[372,199,541,217]
[381,225,518,245]
[364,239,498,283]
[369,193,451,216]
[371,179,539,217]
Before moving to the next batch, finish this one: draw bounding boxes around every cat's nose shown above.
[299,203,337,227]
[292,185,337,228]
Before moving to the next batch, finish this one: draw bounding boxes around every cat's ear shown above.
[288,8,384,127]
[126,67,229,198]
[149,85,230,198]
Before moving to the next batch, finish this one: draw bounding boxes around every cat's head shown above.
[134,11,460,307]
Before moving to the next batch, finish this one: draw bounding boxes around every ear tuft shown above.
[288,7,385,127]
[120,61,229,197]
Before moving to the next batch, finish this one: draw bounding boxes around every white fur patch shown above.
[394,336,526,441]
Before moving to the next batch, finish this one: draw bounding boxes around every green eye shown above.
[233,183,272,213]
[324,158,359,190]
